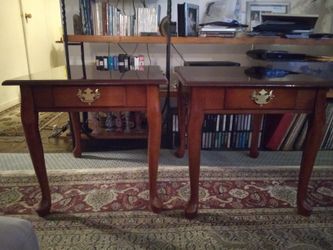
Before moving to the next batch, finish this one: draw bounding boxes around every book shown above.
[118,54,126,72]
[177,3,199,37]
[293,119,308,150]
[177,3,186,37]
[91,0,103,35]
[136,7,159,35]
[320,103,333,149]
[280,113,307,151]
[265,113,295,150]
[80,0,93,35]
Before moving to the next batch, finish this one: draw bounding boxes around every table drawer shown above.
[53,86,126,107]
[201,88,225,109]
[225,88,315,110]
[33,86,149,108]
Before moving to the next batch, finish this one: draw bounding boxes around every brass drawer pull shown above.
[77,88,101,105]
[251,89,274,106]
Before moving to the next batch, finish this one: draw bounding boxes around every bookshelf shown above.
[67,35,167,43]
[66,34,333,96]
[60,0,170,150]
[60,0,333,151]
[170,112,261,150]
[171,35,333,46]
[67,34,333,46]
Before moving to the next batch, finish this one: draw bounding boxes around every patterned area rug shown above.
[0,104,65,137]
[1,167,333,249]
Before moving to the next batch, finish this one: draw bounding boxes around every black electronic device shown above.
[244,66,297,79]
[184,61,240,67]
[247,49,333,62]
[309,33,333,39]
[247,49,307,61]
[261,14,318,29]
[254,14,318,34]
[177,3,199,37]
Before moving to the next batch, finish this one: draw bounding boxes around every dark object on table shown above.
[252,14,318,36]
[247,49,333,62]
[309,33,333,39]
[184,61,240,67]
[244,66,297,79]
[247,49,307,61]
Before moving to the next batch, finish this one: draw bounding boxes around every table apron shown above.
[30,85,153,109]
[187,87,318,111]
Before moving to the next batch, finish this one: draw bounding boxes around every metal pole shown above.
[60,0,71,79]
[163,0,172,148]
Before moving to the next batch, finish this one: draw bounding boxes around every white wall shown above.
[44,0,65,67]
[20,0,65,74]
[0,1,28,112]
[0,0,64,112]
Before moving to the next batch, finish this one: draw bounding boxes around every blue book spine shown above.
[108,56,113,69]
[113,56,118,70]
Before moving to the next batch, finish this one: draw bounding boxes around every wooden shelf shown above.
[67,35,167,44]
[171,36,333,45]
[67,34,333,46]
[82,130,147,140]
[160,88,333,99]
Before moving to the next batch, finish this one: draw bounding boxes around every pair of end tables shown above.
[3,65,332,219]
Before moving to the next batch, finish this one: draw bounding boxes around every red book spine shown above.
[265,113,295,150]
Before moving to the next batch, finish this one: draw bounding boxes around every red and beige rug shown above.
[1,167,333,214]
[1,166,333,249]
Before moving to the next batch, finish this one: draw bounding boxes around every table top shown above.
[2,65,167,86]
[175,66,333,88]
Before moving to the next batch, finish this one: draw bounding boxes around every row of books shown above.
[321,103,333,150]
[264,103,333,151]
[169,103,333,151]
[170,113,263,150]
[95,54,145,71]
[79,0,159,36]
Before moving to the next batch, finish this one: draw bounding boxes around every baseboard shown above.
[0,98,20,113]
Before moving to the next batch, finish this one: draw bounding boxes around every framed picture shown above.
[178,3,199,37]
[246,2,289,31]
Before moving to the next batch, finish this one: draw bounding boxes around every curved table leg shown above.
[297,90,327,216]
[185,90,204,219]
[249,114,263,158]
[175,83,186,158]
[70,112,82,158]
[21,87,51,216]
[147,86,163,213]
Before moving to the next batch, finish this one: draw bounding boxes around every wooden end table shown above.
[175,66,333,219]
[2,65,167,216]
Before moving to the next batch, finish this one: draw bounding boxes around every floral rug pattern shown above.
[1,167,333,249]
[1,167,333,214]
